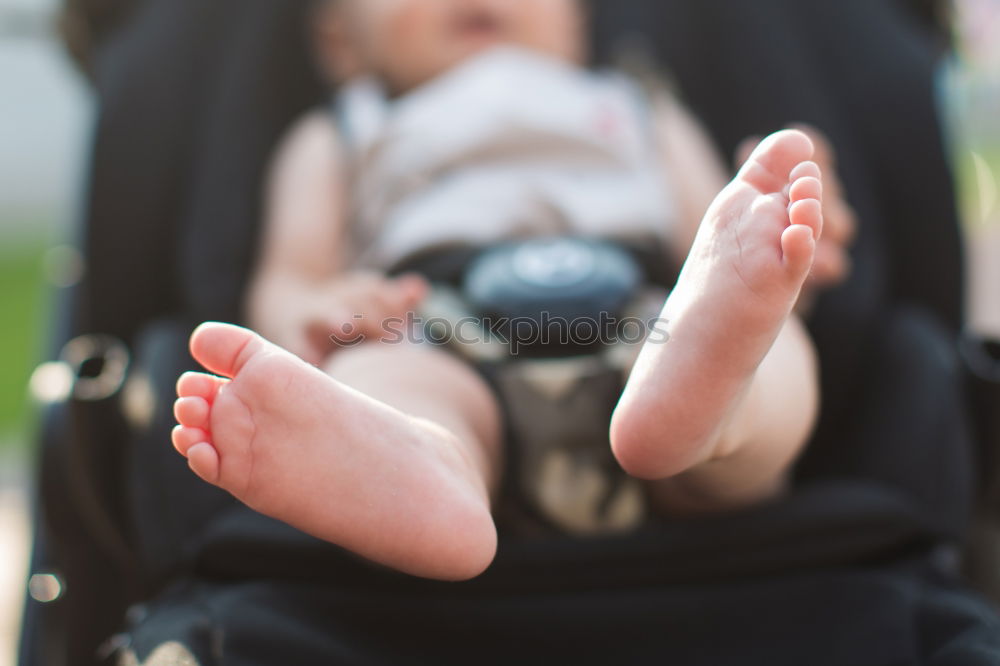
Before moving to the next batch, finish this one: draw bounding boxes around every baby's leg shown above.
[321,340,503,496]
[646,316,818,512]
[611,129,822,512]
[171,323,501,580]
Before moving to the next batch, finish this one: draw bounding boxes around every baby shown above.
[171,0,853,580]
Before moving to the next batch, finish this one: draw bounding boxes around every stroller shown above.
[19,0,1000,663]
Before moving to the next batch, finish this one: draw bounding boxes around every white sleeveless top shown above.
[336,47,676,271]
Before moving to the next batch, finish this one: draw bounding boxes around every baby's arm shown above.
[247,111,349,362]
[247,113,424,364]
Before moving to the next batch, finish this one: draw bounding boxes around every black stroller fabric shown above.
[20,0,1000,664]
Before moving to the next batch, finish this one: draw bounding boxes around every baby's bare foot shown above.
[172,323,496,581]
[612,129,822,480]
[737,125,856,302]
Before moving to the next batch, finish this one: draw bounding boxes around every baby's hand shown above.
[736,124,857,297]
[302,272,429,363]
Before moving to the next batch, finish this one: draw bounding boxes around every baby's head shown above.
[315,0,589,94]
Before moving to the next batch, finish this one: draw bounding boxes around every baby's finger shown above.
[394,273,430,305]
[734,135,763,169]
[368,289,406,323]
[823,199,858,247]
[316,305,364,347]
[787,123,837,170]
[370,276,428,320]
[810,241,852,287]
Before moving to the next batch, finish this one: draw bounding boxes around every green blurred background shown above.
[0,233,48,454]
[1,3,91,652]
[1,0,90,459]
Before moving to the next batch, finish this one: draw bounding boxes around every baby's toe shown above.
[789,160,821,182]
[738,130,815,194]
[172,425,210,456]
[177,372,227,402]
[789,198,823,239]
[781,224,817,278]
[186,442,221,484]
[789,176,822,204]
[174,396,211,429]
[190,322,262,379]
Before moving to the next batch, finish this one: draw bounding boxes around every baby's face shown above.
[324,0,587,93]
